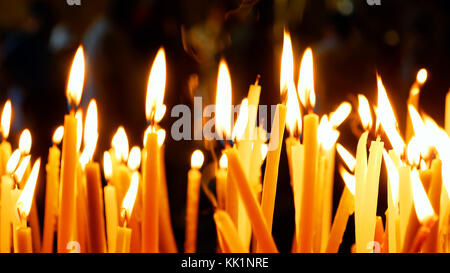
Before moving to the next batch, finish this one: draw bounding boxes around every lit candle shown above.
[103,151,118,253]
[0,100,12,177]
[116,172,139,253]
[111,126,131,209]
[297,47,317,253]
[383,150,400,253]
[14,159,40,253]
[0,150,20,252]
[42,126,63,252]
[405,68,427,142]
[422,158,441,252]
[142,47,166,252]
[128,146,143,253]
[216,154,228,210]
[326,167,354,253]
[58,46,85,252]
[184,150,204,253]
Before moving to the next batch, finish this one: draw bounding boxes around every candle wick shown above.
[254,74,261,86]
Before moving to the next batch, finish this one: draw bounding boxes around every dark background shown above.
[0,0,449,253]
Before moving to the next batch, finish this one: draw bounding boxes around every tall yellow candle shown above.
[184,150,204,253]
[216,154,228,210]
[116,172,139,253]
[103,151,118,253]
[0,100,12,177]
[405,69,427,142]
[213,209,247,253]
[142,47,166,253]
[384,150,400,253]
[14,159,40,253]
[58,46,85,253]
[290,142,304,252]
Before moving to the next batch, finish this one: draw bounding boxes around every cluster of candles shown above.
[0,30,449,253]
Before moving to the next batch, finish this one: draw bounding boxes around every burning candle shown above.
[14,159,40,253]
[142,47,166,252]
[111,126,131,210]
[405,69,427,142]
[103,151,118,253]
[42,126,63,253]
[216,154,227,210]
[58,46,85,252]
[0,100,12,177]
[184,150,204,253]
[116,172,139,253]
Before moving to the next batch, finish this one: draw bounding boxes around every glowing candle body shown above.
[291,142,304,252]
[216,168,227,210]
[445,91,450,135]
[326,186,354,253]
[58,114,78,252]
[104,183,118,253]
[115,226,131,253]
[354,131,368,253]
[85,162,107,252]
[260,104,287,232]
[0,141,11,176]
[112,164,131,212]
[42,145,60,252]
[422,159,441,252]
[14,226,32,253]
[399,166,412,247]
[299,112,318,252]
[184,167,201,253]
[142,131,159,252]
[213,209,246,253]
[226,148,278,253]
[0,175,13,252]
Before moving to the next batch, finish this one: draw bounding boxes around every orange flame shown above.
[19,129,31,155]
[215,59,232,140]
[191,149,204,169]
[298,48,315,110]
[336,143,356,172]
[146,47,166,123]
[1,100,12,139]
[16,159,40,219]
[66,46,85,107]
[338,166,355,195]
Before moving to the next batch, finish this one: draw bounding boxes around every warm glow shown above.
[410,169,435,223]
[219,153,228,169]
[191,149,204,169]
[157,128,166,147]
[128,146,141,171]
[318,116,339,151]
[261,143,268,161]
[16,159,40,219]
[14,155,30,182]
[112,126,129,163]
[383,149,399,205]
[280,30,295,96]
[416,68,427,85]
[285,81,302,137]
[1,100,12,139]
[76,109,83,152]
[146,47,166,123]
[66,46,85,107]
[19,129,31,155]
[338,166,355,196]
[358,94,372,130]
[81,99,98,162]
[377,75,404,154]
[336,143,356,172]
[121,172,139,221]
[232,99,249,141]
[408,105,431,158]
[407,137,421,167]
[103,151,113,181]
[408,105,425,138]
[329,102,351,128]
[298,48,315,109]
[6,149,21,174]
[52,126,64,145]
[215,59,232,140]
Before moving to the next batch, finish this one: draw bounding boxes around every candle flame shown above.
[329,102,352,128]
[261,143,268,161]
[75,109,83,152]
[285,81,302,137]
[358,94,372,130]
[191,149,204,169]
[298,48,315,110]
[377,75,404,154]
[157,128,166,147]
[52,126,64,145]
[215,59,232,140]
[410,169,435,224]
[280,30,295,97]
[416,68,427,85]
[318,115,339,151]
[81,99,98,163]
[16,159,40,219]
[66,46,85,107]
[127,146,141,171]
[121,172,139,222]
[6,149,21,174]
[112,126,129,163]
[145,47,166,123]
[338,166,355,196]
[19,129,32,155]
[336,143,356,172]
[1,100,12,139]
[232,99,249,141]
[14,155,30,183]
[383,149,399,206]
[103,151,113,181]
[219,153,228,169]
[408,105,432,159]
